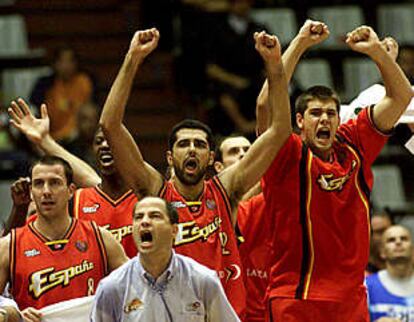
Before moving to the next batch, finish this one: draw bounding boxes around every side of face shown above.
[296,98,340,157]
[167,128,214,185]
[93,129,115,175]
[371,215,392,252]
[132,198,177,255]
[381,226,413,262]
[30,163,75,218]
[215,137,251,172]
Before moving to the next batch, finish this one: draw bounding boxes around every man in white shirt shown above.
[90,196,240,322]
[366,225,414,322]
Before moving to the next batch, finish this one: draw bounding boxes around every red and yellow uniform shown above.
[10,219,108,310]
[73,186,138,258]
[263,107,388,321]
[238,193,271,322]
[160,177,246,319]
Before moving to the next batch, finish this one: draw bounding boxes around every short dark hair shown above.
[214,133,247,162]
[133,197,179,225]
[168,119,214,151]
[165,201,179,224]
[295,86,341,116]
[30,156,74,185]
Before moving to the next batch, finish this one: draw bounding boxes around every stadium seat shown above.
[342,58,380,102]
[0,15,29,56]
[2,67,52,105]
[308,6,365,49]
[250,8,297,46]
[294,59,333,89]
[377,4,414,45]
[372,165,414,214]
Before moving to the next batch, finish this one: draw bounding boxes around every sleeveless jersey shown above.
[237,193,271,322]
[160,177,246,319]
[73,186,138,258]
[263,107,388,302]
[366,271,414,322]
[10,219,108,310]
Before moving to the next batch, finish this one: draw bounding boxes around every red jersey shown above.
[160,177,246,319]
[10,219,108,310]
[238,193,271,322]
[73,186,138,258]
[263,107,388,301]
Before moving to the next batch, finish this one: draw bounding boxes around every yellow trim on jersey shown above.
[186,201,202,206]
[74,188,82,219]
[45,240,69,246]
[345,145,371,240]
[303,152,315,299]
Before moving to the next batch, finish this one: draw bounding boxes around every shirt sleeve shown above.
[0,295,18,309]
[205,273,241,322]
[263,134,302,190]
[338,106,389,166]
[90,280,121,322]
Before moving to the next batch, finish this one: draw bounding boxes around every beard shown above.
[173,161,206,186]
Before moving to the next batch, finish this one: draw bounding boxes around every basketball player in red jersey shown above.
[0,156,128,321]
[213,20,330,322]
[258,26,413,321]
[99,28,289,319]
[8,99,139,257]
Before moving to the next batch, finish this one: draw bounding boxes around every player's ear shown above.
[166,150,173,167]
[214,161,224,174]
[296,113,304,130]
[68,183,76,199]
[208,151,215,166]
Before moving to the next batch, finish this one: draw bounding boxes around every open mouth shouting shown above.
[139,230,154,249]
[316,127,331,145]
[184,158,199,175]
[98,150,114,167]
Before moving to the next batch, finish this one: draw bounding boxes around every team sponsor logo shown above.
[246,268,268,279]
[75,240,88,252]
[124,298,143,313]
[170,201,186,209]
[206,199,216,210]
[29,260,94,298]
[24,249,40,257]
[174,216,222,246]
[82,204,100,214]
[102,224,133,242]
[317,160,357,191]
[217,264,242,282]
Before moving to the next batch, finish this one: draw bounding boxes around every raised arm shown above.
[99,227,129,271]
[256,20,329,135]
[99,28,164,196]
[220,31,291,223]
[8,99,100,187]
[346,26,413,132]
[3,177,31,235]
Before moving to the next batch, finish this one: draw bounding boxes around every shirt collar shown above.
[137,251,176,287]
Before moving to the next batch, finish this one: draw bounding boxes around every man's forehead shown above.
[175,128,208,141]
[384,226,411,239]
[32,164,65,177]
[307,99,337,110]
[221,137,251,151]
[135,197,167,213]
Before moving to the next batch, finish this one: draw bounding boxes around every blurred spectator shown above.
[205,0,265,139]
[30,46,95,144]
[366,225,414,322]
[368,212,393,274]
[398,45,414,84]
[175,0,229,100]
[65,102,99,167]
